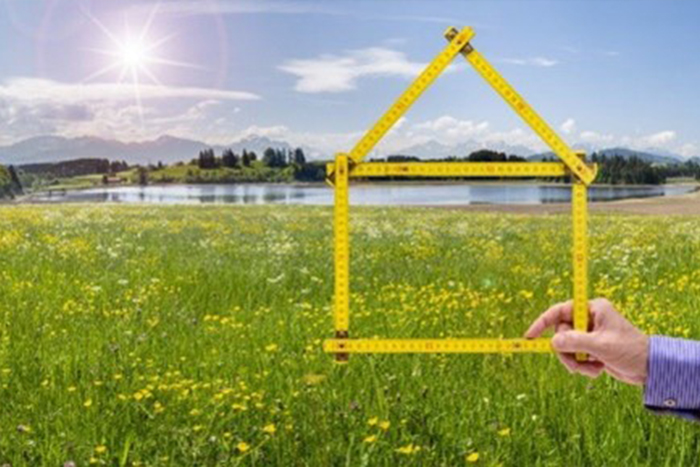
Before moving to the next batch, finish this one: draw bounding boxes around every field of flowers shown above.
[0,204,699,466]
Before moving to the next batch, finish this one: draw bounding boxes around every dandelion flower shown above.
[83,398,93,408]
[236,442,250,453]
[265,344,278,352]
[395,443,420,455]
[379,421,390,431]
[498,427,511,437]
[367,417,378,426]
[466,452,480,463]
[94,445,107,454]
[363,435,377,444]
[263,423,276,435]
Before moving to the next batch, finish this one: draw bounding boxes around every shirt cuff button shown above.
[663,398,677,408]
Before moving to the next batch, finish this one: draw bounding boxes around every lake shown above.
[31,183,697,205]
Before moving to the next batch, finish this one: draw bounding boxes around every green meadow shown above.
[0,205,698,466]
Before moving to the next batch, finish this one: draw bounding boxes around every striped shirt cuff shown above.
[644,335,700,410]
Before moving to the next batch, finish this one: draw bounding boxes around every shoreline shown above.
[423,185,700,215]
[6,182,700,215]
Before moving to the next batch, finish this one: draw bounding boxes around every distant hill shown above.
[398,139,534,159]
[0,134,309,166]
[529,147,683,165]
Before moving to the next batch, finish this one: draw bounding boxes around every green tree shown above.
[222,149,240,168]
[292,147,306,165]
[198,148,218,169]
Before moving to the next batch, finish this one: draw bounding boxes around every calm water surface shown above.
[33,183,697,205]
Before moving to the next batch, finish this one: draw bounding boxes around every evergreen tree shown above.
[198,148,218,169]
[293,147,306,165]
[222,149,240,168]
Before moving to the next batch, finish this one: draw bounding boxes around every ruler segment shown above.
[349,162,567,178]
[324,338,552,354]
[465,49,594,185]
[443,28,594,185]
[349,27,475,164]
[572,181,589,361]
[333,154,350,346]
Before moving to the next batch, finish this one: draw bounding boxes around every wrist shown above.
[637,333,649,385]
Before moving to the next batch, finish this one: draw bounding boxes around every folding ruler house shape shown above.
[324,27,597,362]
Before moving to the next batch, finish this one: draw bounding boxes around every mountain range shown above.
[0,135,301,166]
[0,134,692,166]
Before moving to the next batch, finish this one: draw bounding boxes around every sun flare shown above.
[83,6,196,124]
[119,39,149,70]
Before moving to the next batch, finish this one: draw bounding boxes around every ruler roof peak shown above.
[328,26,596,185]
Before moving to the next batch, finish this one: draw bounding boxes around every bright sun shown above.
[120,40,149,69]
[83,6,196,123]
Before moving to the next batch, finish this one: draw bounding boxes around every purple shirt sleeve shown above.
[644,335,700,418]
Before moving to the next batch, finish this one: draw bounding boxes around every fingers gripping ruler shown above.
[325,27,596,362]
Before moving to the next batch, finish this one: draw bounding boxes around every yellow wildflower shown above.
[467,452,480,463]
[302,373,326,386]
[263,423,276,435]
[395,443,420,455]
[83,398,93,408]
[498,427,511,437]
[265,344,278,352]
[94,445,107,454]
[237,442,250,453]
[367,417,378,426]
[363,435,378,444]
[379,421,390,431]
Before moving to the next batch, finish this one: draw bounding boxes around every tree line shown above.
[590,153,700,185]
[194,147,308,170]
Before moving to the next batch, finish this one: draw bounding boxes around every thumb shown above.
[552,331,600,355]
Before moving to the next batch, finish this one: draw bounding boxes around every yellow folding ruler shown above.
[325,26,597,363]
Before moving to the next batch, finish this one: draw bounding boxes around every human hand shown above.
[525,298,649,385]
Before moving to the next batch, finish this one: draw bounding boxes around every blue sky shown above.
[0,0,698,158]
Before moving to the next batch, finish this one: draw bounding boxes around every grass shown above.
[0,205,699,466]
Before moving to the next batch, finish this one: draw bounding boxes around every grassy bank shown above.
[0,205,698,465]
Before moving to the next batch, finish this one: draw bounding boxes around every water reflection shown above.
[34,183,696,206]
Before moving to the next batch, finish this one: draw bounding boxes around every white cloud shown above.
[412,115,489,141]
[279,47,426,93]
[253,115,542,158]
[560,118,576,134]
[0,78,259,104]
[639,130,676,147]
[239,125,291,139]
[678,143,697,158]
[500,57,559,67]
[0,77,260,144]
[579,130,614,144]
